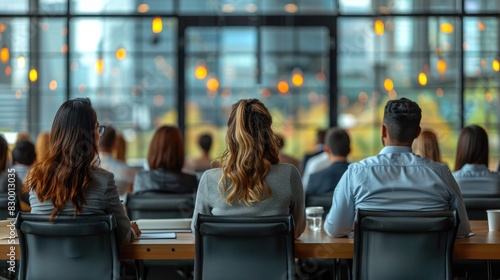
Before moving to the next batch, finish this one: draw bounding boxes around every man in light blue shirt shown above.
[324,98,471,238]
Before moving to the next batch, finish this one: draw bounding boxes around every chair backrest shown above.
[15,213,120,280]
[458,177,500,198]
[463,197,500,220]
[353,209,458,280]
[126,191,195,220]
[194,214,295,280]
[305,193,332,218]
[0,193,20,220]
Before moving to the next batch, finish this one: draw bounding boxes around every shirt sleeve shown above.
[324,170,355,237]
[103,173,135,244]
[446,172,471,237]
[191,171,212,233]
[289,165,306,238]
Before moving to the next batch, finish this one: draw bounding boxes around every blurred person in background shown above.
[35,131,50,163]
[133,125,197,194]
[99,125,135,197]
[186,133,220,180]
[412,129,444,164]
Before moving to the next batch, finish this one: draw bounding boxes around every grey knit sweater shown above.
[191,163,306,238]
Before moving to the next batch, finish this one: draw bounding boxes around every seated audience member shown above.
[452,125,500,193]
[186,133,220,178]
[324,98,470,238]
[16,131,32,143]
[133,125,197,194]
[301,129,326,173]
[307,127,350,194]
[412,129,443,163]
[112,132,127,162]
[99,125,135,197]
[27,98,140,244]
[302,143,330,192]
[191,99,306,238]
[277,134,301,171]
[0,135,25,205]
[12,140,36,182]
[35,131,50,162]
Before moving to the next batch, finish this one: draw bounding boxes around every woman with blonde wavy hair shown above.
[191,98,305,238]
[26,98,141,244]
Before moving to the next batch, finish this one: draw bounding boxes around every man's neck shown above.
[328,155,347,163]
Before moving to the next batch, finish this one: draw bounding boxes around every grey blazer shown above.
[29,167,135,244]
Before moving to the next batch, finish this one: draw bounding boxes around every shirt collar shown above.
[379,146,413,154]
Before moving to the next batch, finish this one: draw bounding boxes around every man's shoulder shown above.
[350,153,449,171]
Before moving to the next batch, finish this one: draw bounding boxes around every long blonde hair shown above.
[219,99,280,205]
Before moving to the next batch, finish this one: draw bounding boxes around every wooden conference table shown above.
[1,220,499,260]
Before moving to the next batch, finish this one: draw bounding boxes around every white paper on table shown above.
[138,232,176,239]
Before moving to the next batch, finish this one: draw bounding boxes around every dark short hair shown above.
[198,133,213,153]
[325,128,350,157]
[383,98,422,143]
[454,125,489,171]
[12,140,36,166]
[317,129,327,145]
[98,125,116,152]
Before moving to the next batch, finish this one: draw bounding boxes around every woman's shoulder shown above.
[270,163,299,174]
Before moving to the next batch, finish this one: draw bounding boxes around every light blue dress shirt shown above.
[453,163,500,197]
[324,146,471,238]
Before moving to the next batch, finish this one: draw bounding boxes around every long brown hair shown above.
[412,129,442,163]
[219,99,280,205]
[147,125,184,172]
[26,98,99,220]
[454,125,489,171]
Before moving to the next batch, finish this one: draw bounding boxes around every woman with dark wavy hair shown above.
[26,98,140,244]
[191,99,305,238]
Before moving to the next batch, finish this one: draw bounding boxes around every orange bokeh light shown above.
[5,65,12,76]
[493,59,500,72]
[383,78,394,91]
[95,58,104,74]
[195,64,208,80]
[277,81,289,94]
[29,69,38,82]
[291,72,304,87]
[418,72,428,86]
[206,77,219,91]
[374,20,384,36]
[152,17,163,34]
[0,46,9,63]
[437,59,447,73]
[440,23,454,33]
[49,80,58,91]
[116,48,127,60]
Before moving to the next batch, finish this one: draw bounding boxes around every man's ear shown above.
[382,124,387,138]
[324,145,331,155]
[415,127,422,139]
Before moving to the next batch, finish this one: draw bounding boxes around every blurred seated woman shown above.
[26,98,140,244]
[452,125,500,197]
[191,99,306,238]
[133,125,197,194]
[412,129,443,163]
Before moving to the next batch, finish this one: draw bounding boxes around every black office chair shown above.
[15,213,120,280]
[463,197,500,220]
[194,214,296,280]
[126,191,195,220]
[0,193,20,220]
[353,209,458,280]
[305,192,332,219]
